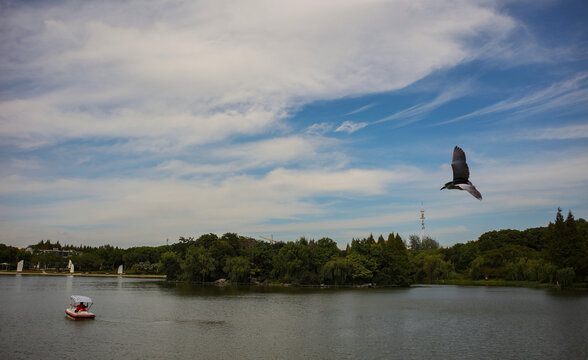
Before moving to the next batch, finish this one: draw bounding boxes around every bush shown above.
[538,262,558,283]
[556,267,575,288]
[159,252,182,280]
[505,260,526,281]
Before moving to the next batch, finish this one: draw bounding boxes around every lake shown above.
[1,275,587,359]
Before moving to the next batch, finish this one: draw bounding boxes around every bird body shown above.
[441,146,482,200]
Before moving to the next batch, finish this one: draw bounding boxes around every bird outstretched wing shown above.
[451,146,470,181]
[456,183,482,200]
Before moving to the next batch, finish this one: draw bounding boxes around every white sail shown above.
[117,264,123,275]
[69,262,74,274]
[16,260,24,272]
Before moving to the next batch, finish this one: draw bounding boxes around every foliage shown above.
[159,252,182,280]
[70,252,102,271]
[1,208,585,287]
[320,258,354,285]
[183,246,216,282]
[409,235,440,250]
[224,256,251,283]
[272,238,316,284]
[442,241,479,272]
[411,252,452,282]
[0,244,19,264]
[543,209,588,279]
[130,261,158,274]
[556,267,575,288]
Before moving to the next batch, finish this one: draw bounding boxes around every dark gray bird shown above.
[441,146,482,200]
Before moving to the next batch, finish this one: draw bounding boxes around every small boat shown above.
[65,295,95,320]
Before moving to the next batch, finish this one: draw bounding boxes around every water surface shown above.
[1,275,586,359]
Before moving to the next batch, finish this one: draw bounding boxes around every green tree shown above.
[443,241,479,272]
[224,256,251,283]
[411,252,452,282]
[195,233,219,249]
[320,257,353,285]
[410,235,440,250]
[537,261,558,283]
[221,233,241,254]
[504,259,527,281]
[95,245,124,271]
[272,238,315,284]
[123,246,161,269]
[248,241,275,281]
[0,244,19,263]
[312,237,340,270]
[16,248,32,263]
[373,233,411,286]
[544,209,588,279]
[208,237,236,278]
[556,267,575,288]
[183,246,216,282]
[70,252,103,271]
[470,256,487,280]
[159,252,182,280]
[346,252,375,283]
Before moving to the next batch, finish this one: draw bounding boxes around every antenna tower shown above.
[420,204,425,242]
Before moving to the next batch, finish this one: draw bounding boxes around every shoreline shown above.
[0,271,166,279]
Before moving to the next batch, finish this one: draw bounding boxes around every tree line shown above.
[1,209,586,287]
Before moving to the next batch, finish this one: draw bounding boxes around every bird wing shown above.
[456,182,482,200]
[451,146,470,181]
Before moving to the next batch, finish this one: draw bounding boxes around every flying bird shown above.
[441,146,482,200]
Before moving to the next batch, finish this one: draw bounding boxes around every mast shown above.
[420,204,425,242]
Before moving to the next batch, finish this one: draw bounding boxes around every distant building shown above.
[38,248,78,257]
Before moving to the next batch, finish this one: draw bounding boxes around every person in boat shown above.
[75,302,87,313]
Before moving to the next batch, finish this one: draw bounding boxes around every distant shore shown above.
[0,271,166,279]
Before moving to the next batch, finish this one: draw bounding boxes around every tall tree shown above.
[544,209,588,279]
[224,256,251,283]
[183,246,216,282]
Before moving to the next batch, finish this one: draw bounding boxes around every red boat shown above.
[65,295,95,320]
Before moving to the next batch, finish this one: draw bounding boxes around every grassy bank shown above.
[0,271,165,279]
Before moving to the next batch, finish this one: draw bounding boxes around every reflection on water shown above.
[1,276,587,359]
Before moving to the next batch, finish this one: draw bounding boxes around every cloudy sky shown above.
[1,0,587,249]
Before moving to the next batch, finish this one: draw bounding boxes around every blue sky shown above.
[1,0,587,249]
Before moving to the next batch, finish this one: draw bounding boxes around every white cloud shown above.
[305,123,333,135]
[4,0,554,248]
[335,121,368,134]
[0,166,414,245]
[0,0,516,150]
[343,104,376,116]
[520,123,588,140]
[439,72,588,125]
[376,83,472,126]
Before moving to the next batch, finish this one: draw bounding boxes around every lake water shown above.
[1,276,587,359]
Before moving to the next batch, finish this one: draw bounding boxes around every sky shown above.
[1,0,587,249]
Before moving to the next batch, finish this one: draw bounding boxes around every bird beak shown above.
[440,185,446,190]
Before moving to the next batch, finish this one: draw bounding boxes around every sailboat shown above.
[117,264,124,275]
[16,260,24,273]
[68,260,74,274]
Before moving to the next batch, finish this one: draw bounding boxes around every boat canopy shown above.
[70,295,93,305]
